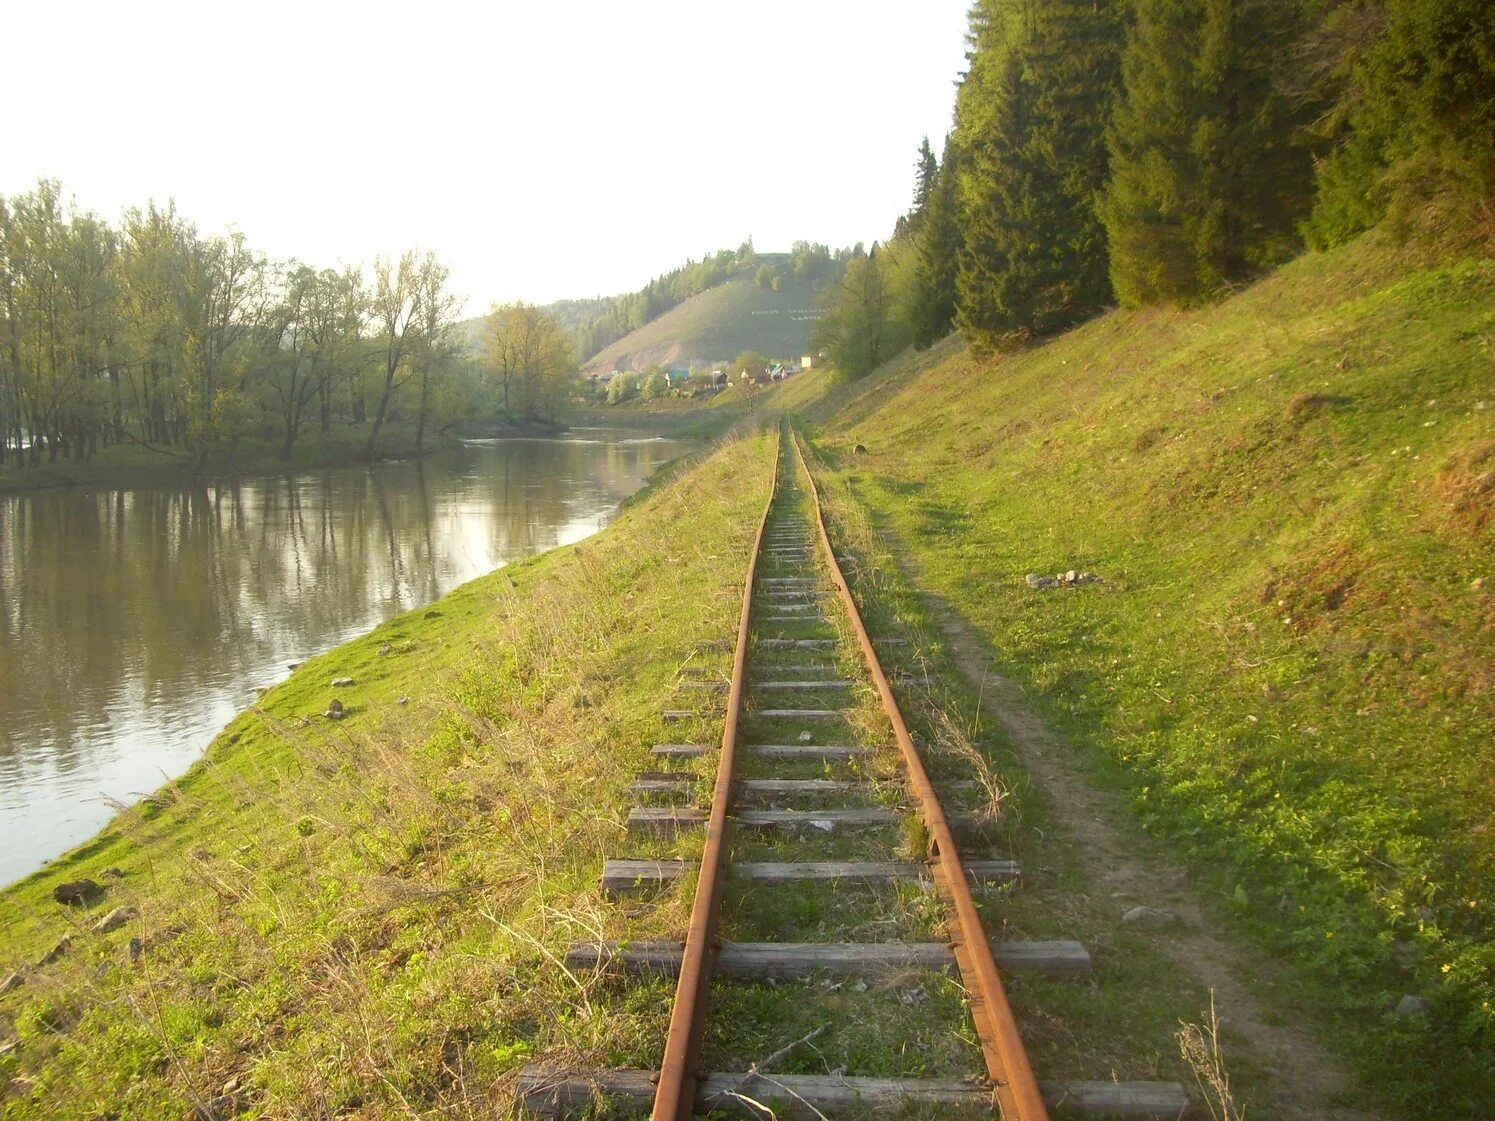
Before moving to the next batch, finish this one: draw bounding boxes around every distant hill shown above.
[581,269,826,373]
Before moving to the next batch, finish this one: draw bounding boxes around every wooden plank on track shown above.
[518,1068,1189,1118]
[751,708,849,718]
[746,744,874,759]
[564,938,1089,978]
[649,744,875,760]
[601,859,692,893]
[627,778,857,799]
[651,743,712,757]
[601,858,1020,894]
[737,778,858,797]
[756,680,854,689]
[627,807,707,833]
[738,808,897,827]
[626,807,898,833]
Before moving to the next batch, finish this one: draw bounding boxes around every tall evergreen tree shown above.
[896,138,941,240]
[912,135,962,348]
[955,0,1123,349]
[913,137,938,219]
[1305,0,1494,247]
[1101,0,1313,305]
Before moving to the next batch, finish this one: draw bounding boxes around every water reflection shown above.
[0,433,683,885]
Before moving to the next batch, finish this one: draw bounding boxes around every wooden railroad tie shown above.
[565,938,1091,979]
[601,857,1019,894]
[518,1068,1191,1119]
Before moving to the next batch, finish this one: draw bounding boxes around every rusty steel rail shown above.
[650,424,783,1121]
[791,429,1050,1121]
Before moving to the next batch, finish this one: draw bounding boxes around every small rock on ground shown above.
[1395,994,1431,1017]
[36,935,72,966]
[0,971,22,995]
[92,906,137,934]
[330,676,355,687]
[1122,905,1179,928]
[325,699,345,719]
[52,879,101,905]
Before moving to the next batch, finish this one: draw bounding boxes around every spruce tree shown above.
[955,0,1123,349]
[912,135,962,348]
[1101,0,1313,305]
[1306,0,1495,247]
[913,137,938,220]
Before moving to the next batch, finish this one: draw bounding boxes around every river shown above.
[0,430,685,887]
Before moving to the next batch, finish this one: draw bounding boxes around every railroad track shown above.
[519,426,1189,1119]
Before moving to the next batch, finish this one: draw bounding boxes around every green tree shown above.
[1100,0,1313,305]
[365,251,454,459]
[897,136,940,239]
[911,135,963,348]
[955,0,1123,348]
[1305,0,1495,247]
[605,371,636,404]
[482,302,572,421]
[731,350,768,377]
[814,244,898,378]
[639,367,668,401]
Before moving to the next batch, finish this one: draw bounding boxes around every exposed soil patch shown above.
[892,549,1378,1121]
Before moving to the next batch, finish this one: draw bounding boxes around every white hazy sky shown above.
[3,1,970,314]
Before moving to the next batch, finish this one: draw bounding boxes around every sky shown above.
[3,1,971,315]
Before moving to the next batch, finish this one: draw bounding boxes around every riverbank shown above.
[0,425,777,1118]
[0,416,568,497]
[0,431,685,889]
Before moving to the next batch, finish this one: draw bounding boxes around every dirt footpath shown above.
[902,563,1377,1121]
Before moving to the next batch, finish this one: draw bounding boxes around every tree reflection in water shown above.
[0,433,682,885]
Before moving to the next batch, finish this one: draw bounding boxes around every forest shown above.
[815,0,1493,374]
[0,184,590,477]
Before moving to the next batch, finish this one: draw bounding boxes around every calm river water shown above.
[0,431,684,887]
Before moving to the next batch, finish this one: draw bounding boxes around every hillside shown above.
[582,268,825,373]
[800,233,1495,1115]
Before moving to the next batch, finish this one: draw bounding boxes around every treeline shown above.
[0,180,491,472]
[817,0,1493,372]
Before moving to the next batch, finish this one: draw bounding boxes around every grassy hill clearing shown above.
[799,233,1494,1116]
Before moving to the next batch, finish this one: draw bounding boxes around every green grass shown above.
[583,274,824,373]
[797,232,1495,1116]
[4,229,1488,1118]
[0,428,778,1118]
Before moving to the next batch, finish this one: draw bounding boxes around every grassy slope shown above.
[583,272,823,372]
[0,428,776,1118]
[802,235,1494,1115]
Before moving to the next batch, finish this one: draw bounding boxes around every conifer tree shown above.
[912,135,962,348]
[1101,0,1313,305]
[955,0,1123,348]
[913,137,938,219]
[1305,0,1494,247]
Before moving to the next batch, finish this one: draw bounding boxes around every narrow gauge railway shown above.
[519,426,1189,1119]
